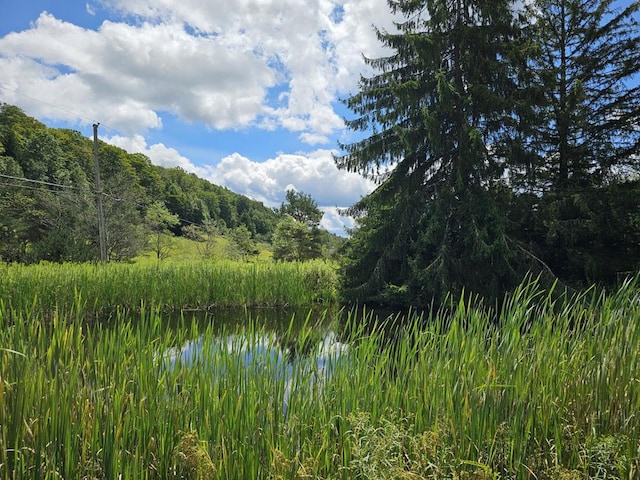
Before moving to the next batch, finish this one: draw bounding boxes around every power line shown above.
[0,173,145,204]
[0,175,131,203]
[0,181,62,194]
[0,172,83,190]
[0,173,206,228]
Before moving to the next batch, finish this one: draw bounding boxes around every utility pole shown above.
[92,123,108,262]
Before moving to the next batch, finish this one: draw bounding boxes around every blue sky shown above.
[4,1,635,235]
[0,0,397,234]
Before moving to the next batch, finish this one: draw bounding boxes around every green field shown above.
[1,263,639,479]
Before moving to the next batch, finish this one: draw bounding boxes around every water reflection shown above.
[164,306,337,337]
[160,308,349,415]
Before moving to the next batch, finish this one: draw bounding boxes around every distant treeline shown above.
[0,104,279,263]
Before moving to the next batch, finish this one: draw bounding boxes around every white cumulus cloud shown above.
[1,0,396,234]
[207,149,373,235]
[0,0,397,139]
[209,149,374,208]
[0,12,275,133]
[105,133,210,174]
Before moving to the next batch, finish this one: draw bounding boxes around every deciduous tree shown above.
[273,190,325,261]
[145,201,179,260]
[278,189,323,226]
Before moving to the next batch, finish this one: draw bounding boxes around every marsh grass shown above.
[0,259,339,314]
[0,277,639,478]
[132,234,275,266]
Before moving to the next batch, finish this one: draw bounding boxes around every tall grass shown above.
[0,259,339,313]
[1,277,639,478]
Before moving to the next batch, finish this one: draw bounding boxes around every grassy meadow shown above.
[132,234,276,265]
[0,260,639,478]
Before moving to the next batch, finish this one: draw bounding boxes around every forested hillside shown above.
[0,104,279,263]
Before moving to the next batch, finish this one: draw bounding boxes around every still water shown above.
[158,307,351,414]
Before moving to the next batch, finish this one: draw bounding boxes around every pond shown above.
[157,306,352,415]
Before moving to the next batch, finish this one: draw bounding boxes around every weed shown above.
[172,431,216,479]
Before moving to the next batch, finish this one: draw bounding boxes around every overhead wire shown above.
[0,173,209,228]
[0,92,222,230]
[0,181,61,194]
[0,172,83,190]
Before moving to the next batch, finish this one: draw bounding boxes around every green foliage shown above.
[273,191,326,262]
[226,224,258,260]
[145,201,180,260]
[337,0,526,306]
[101,173,148,261]
[156,166,278,240]
[1,276,640,478]
[172,431,217,479]
[502,0,640,288]
[0,155,30,262]
[183,219,221,260]
[272,216,324,262]
[408,187,521,305]
[515,0,640,191]
[346,411,446,479]
[0,103,47,161]
[0,104,279,263]
[337,0,640,306]
[0,260,340,312]
[510,181,640,285]
[278,189,323,226]
[20,130,65,182]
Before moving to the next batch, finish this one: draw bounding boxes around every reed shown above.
[0,259,339,314]
[1,277,638,478]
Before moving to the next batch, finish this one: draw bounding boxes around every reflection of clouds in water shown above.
[164,332,347,369]
[284,331,349,415]
[160,331,348,416]
[164,334,285,369]
[316,331,348,358]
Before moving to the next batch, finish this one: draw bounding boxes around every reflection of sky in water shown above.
[160,332,348,415]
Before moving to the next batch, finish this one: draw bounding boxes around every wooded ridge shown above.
[0,103,280,263]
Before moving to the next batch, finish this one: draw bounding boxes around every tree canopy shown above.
[509,0,640,284]
[337,0,640,306]
[0,104,280,263]
[273,189,326,261]
[337,0,528,305]
[277,189,323,227]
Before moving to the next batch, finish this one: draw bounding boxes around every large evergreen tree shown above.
[516,0,640,191]
[510,0,640,283]
[337,0,527,305]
